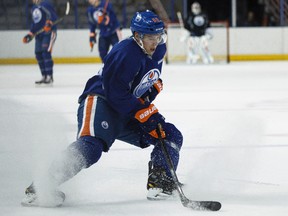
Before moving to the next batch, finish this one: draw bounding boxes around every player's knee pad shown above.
[162,123,183,151]
[68,136,104,168]
[141,122,183,150]
[149,123,183,173]
[35,52,43,62]
[42,51,52,60]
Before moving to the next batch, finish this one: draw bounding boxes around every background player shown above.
[23,0,58,84]
[184,1,214,64]
[87,0,122,62]
[22,10,183,206]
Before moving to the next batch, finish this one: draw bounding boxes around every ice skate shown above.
[21,183,65,207]
[35,76,46,84]
[43,75,53,85]
[146,161,178,200]
[35,75,53,85]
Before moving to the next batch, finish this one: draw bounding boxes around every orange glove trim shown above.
[44,20,53,32]
[90,42,94,49]
[135,104,158,123]
[153,79,163,93]
[149,129,166,139]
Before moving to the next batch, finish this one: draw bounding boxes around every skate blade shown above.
[35,83,53,87]
[147,188,176,201]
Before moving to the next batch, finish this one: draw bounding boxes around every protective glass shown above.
[143,32,167,45]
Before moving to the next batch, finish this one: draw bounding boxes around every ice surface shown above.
[1,61,288,215]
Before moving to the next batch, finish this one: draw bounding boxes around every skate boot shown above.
[21,182,65,207]
[35,75,53,85]
[35,76,46,84]
[43,75,53,84]
[146,161,177,200]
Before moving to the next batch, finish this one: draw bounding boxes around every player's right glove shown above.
[141,79,163,102]
[89,32,97,50]
[135,103,166,139]
[44,20,53,33]
[23,32,34,43]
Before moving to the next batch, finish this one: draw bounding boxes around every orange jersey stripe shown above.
[48,31,57,53]
[78,95,96,137]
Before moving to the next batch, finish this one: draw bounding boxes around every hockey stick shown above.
[156,123,221,211]
[176,11,184,28]
[34,1,70,37]
[176,11,189,42]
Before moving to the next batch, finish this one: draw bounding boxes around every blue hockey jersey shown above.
[30,0,58,34]
[87,1,120,37]
[79,37,167,116]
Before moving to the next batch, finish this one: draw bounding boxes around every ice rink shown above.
[1,61,288,215]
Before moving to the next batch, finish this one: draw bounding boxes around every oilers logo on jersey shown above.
[133,69,160,98]
[193,15,205,27]
[32,8,42,23]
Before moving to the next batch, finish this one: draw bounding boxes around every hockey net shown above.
[166,21,229,64]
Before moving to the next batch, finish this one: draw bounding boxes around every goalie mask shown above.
[191,2,201,15]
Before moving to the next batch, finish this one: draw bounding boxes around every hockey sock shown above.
[42,51,54,76]
[48,136,104,186]
[35,52,45,76]
[150,123,183,176]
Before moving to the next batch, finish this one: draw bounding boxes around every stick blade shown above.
[183,199,221,211]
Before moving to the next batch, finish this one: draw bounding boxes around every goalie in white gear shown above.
[184,2,214,64]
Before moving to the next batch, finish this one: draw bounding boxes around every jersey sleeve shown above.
[87,7,97,32]
[29,3,57,34]
[29,6,47,34]
[102,44,147,116]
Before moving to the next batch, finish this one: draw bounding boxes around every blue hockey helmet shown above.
[130,10,165,35]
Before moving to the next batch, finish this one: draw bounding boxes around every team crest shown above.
[32,8,42,23]
[135,13,142,22]
[193,15,205,26]
[101,121,109,129]
[133,69,160,98]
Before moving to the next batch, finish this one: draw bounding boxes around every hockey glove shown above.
[97,10,108,25]
[44,20,53,33]
[89,32,97,49]
[204,33,212,40]
[141,79,163,102]
[135,104,166,139]
[23,32,34,43]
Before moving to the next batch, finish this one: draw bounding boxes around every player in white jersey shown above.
[184,2,214,64]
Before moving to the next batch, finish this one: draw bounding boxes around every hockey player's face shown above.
[33,0,40,4]
[88,0,99,6]
[142,34,162,55]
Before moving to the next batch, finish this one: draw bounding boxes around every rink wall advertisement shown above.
[0,27,287,64]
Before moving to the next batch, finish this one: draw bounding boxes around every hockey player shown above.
[87,0,122,62]
[23,0,58,84]
[184,2,214,64]
[22,10,183,207]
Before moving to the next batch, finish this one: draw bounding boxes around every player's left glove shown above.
[44,20,53,32]
[141,79,163,102]
[135,103,166,139]
[89,32,97,50]
[23,32,34,43]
